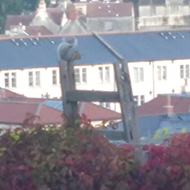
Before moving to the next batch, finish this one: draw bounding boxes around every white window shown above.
[74,68,80,83]
[29,72,33,86]
[140,95,145,105]
[151,6,156,15]
[180,64,189,79]
[35,71,40,86]
[28,71,41,87]
[99,102,111,109]
[171,5,179,12]
[134,95,145,106]
[133,67,144,82]
[98,66,111,83]
[105,66,110,82]
[52,70,57,85]
[74,68,87,84]
[98,67,103,82]
[104,21,113,31]
[82,68,87,83]
[4,73,9,88]
[11,73,16,88]
[157,66,167,80]
[4,72,17,88]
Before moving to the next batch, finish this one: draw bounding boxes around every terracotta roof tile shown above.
[81,102,121,121]
[46,8,64,25]
[25,26,52,35]
[86,2,133,17]
[137,95,190,116]
[5,14,35,30]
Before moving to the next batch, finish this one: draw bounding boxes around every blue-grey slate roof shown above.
[1,30,190,70]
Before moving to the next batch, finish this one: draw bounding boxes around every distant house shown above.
[137,94,190,116]
[0,90,121,129]
[78,2,135,32]
[105,112,190,145]
[139,0,190,30]
[2,30,190,111]
[5,0,134,36]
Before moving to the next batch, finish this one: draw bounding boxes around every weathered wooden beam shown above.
[59,60,78,117]
[95,129,125,141]
[66,90,120,102]
[114,60,140,144]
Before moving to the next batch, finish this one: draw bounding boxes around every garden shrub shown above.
[0,123,139,190]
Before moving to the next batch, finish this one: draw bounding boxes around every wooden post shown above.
[114,60,140,144]
[59,60,78,118]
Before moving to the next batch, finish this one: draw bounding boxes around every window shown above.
[4,72,17,88]
[151,6,156,15]
[157,66,161,80]
[133,67,144,82]
[98,67,103,82]
[74,68,80,83]
[74,68,87,83]
[157,66,167,80]
[180,65,184,78]
[52,70,57,85]
[186,65,189,78]
[99,102,111,109]
[134,96,138,107]
[171,5,179,12]
[162,66,167,80]
[104,21,113,31]
[35,71,40,86]
[4,73,9,88]
[82,68,87,83]
[180,64,190,79]
[140,95,145,105]
[134,95,145,106]
[28,71,41,87]
[11,73,16,87]
[98,66,111,83]
[105,66,110,82]
[29,72,33,86]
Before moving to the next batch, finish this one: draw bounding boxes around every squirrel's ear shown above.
[75,51,81,60]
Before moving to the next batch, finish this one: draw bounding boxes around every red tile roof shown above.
[137,95,190,116]
[81,102,121,121]
[86,2,133,17]
[46,8,64,25]
[5,15,34,30]
[0,88,24,100]
[0,93,121,124]
[0,101,62,125]
[24,26,52,35]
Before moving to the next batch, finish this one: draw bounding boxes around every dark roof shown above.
[139,0,165,6]
[2,30,190,69]
[86,2,133,17]
[137,95,190,116]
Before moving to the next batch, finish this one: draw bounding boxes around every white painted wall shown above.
[139,4,190,27]
[1,59,190,112]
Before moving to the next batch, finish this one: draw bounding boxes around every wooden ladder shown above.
[59,58,139,144]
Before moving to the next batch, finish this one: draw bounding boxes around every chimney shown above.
[37,0,47,12]
[164,95,173,115]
